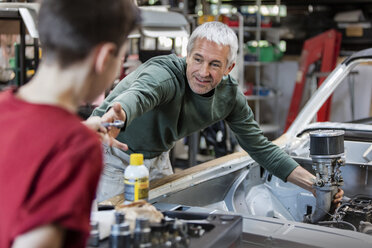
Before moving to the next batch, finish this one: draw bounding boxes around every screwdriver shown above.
[101,120,125,129]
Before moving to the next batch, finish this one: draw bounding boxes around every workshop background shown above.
[1,0,372,170]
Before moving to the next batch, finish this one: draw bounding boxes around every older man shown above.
[92,21,343,204]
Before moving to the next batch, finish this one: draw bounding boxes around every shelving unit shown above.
[0,4,39,87]
[234,0,282,137]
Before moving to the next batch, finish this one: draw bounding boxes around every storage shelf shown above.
[222,0,370,5]
[245,88,282,100]
[245,93,276,100]
[245,27,282,32]
[233,1,282,138]
[231,26,282,32]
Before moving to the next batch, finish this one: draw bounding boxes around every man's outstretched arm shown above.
[85,102,128,150]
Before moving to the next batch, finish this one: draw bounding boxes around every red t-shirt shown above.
[0,89,103,248]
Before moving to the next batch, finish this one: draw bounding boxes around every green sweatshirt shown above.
[92,54,298,181]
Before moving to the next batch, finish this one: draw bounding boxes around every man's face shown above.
[186,38,235,95]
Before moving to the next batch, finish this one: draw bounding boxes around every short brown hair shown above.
[38,0,140,68]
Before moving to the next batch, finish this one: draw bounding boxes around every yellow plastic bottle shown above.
[124,153,149,203]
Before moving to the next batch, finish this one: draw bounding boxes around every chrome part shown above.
[102,120,125,129]
[305,130,345,223]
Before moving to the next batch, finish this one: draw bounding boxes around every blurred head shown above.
[38,0,140,68]
[186,22,237,95]
[186,21,238,67]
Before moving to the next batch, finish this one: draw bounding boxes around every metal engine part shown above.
[319,196,372,234]
[305,130,345,223]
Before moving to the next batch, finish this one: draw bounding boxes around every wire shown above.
[317,221,357,232]
[334,202,350,214]
[312,197,353,221]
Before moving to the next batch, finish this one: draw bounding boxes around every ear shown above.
[94,43,117,74]
[224,62,235,76]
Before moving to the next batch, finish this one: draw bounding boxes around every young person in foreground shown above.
[0,0,139,247]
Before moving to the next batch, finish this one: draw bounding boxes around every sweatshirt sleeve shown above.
[225,91,298,181]
[92,63,177,127]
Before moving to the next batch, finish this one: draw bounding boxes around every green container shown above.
[247,44,283,62]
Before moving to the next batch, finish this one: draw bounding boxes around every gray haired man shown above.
[91,21,343,204]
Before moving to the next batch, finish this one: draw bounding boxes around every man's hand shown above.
[84,115,128,151]
[101,102,127,139]
[329,188,344,214]
[287,166,345,213]
[332,188,344,207]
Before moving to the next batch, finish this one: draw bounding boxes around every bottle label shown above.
[124,177,149,202]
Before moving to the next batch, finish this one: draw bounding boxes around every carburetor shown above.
[310,129,345,188]
[305,130,345,223]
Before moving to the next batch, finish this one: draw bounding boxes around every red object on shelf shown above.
[244,83,254,96]
[227,20,239,27]
[261,21,272,28]
[221,15,239,27]
[284,29,342,131]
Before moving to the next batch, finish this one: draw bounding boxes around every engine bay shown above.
[284,123,372,235]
